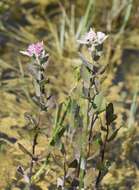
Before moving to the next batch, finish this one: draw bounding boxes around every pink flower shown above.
[77,28,108,46]
[20,41,44,57]
[77,28,96,45]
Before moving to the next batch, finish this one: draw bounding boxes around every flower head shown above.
[78,28,108,61]
[78,28,108,46]
[20,41,44,57]
[77,28,96,45]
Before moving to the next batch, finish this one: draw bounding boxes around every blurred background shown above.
[0,0,139,189]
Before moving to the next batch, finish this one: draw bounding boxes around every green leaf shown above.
[93,93,106,114]
[80,65,91,83]
[50,125,68,146]
[60,99,71,126]
[95,138,103,146]
[54,103,63,128]
[50,99,71,146]
[70,99,80,116]
[94,133,103,146]
[70,99,83,128]
[59,143,66,155]
[79,52,93,71]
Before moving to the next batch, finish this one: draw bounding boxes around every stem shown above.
[29,133,39,188]
[63,152,67,188]
[76,156,81,179]
[29,111,41,189]
[29,57,46,188]
[78,74,95,188]
[95,124,109,189]
[87,114,98,157]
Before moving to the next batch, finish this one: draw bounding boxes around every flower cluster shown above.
[20,41,49,99]
[78,28,108,61]
[20,41,45,58]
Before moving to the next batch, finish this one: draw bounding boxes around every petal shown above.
[77,39,89,44]
[97,32,108,43]
[19,51,31,57]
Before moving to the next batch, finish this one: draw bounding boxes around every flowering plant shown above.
[17,28,120,190]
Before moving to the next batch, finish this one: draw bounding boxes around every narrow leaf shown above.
[18,143,33,158]
[107,128,121,142]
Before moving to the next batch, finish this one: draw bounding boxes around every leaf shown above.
[24,112,37,127]
[78,52,93,71]
[59,143,66,155]
[106,103,117,125]
[70,99,83,128]
[68,159,78,168]
[60,99,71,126]
[0,132,17,144]
[70,99,80,117]
[94,133,103,146]
[17,166,25,176]
[80,65,91,83]
[17,166,30,183]
[93,93,106,114]
[101,125,107,132]
[50,100,71,146]
[107,128,120,142]
[40,53,49,67]
[46,95,56,110]
[82,86,89,98]
[39,78,49,87]
[54,103,63,128]
[50,125,68,146]
[98,65,107,75]
[18,143,33,158]
[94,78,100,92]
[28,64,39,80]
[34,80,41,97]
